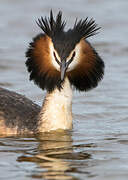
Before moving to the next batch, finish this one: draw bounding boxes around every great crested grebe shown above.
[0,11,104,135]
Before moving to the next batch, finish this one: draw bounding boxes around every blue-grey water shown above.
[0,0,128,179]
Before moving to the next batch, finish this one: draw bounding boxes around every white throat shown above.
[38,77,73,132]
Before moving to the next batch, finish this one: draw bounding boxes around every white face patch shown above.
[49,39,81,72]
[49,41,61,71]
[66,43,81,72]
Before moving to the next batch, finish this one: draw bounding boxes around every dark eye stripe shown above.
[53,51,76,67]
[66,51,76,67]
[53,52,60,65]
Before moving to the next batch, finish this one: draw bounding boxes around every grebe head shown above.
[26,10,104,92]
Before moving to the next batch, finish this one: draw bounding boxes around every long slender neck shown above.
[37,78,73,132]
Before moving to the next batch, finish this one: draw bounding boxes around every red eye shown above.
[72,51,76,58]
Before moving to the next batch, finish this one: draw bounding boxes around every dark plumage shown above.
[0,88,40,133]
[68,42,104,91]
[26,34,62,92]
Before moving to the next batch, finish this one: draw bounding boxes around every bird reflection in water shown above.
[17,131,91,180]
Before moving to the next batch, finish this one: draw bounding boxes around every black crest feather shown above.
[36,10,66,38]
[36,10,100,40]
[73,17,101,39]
